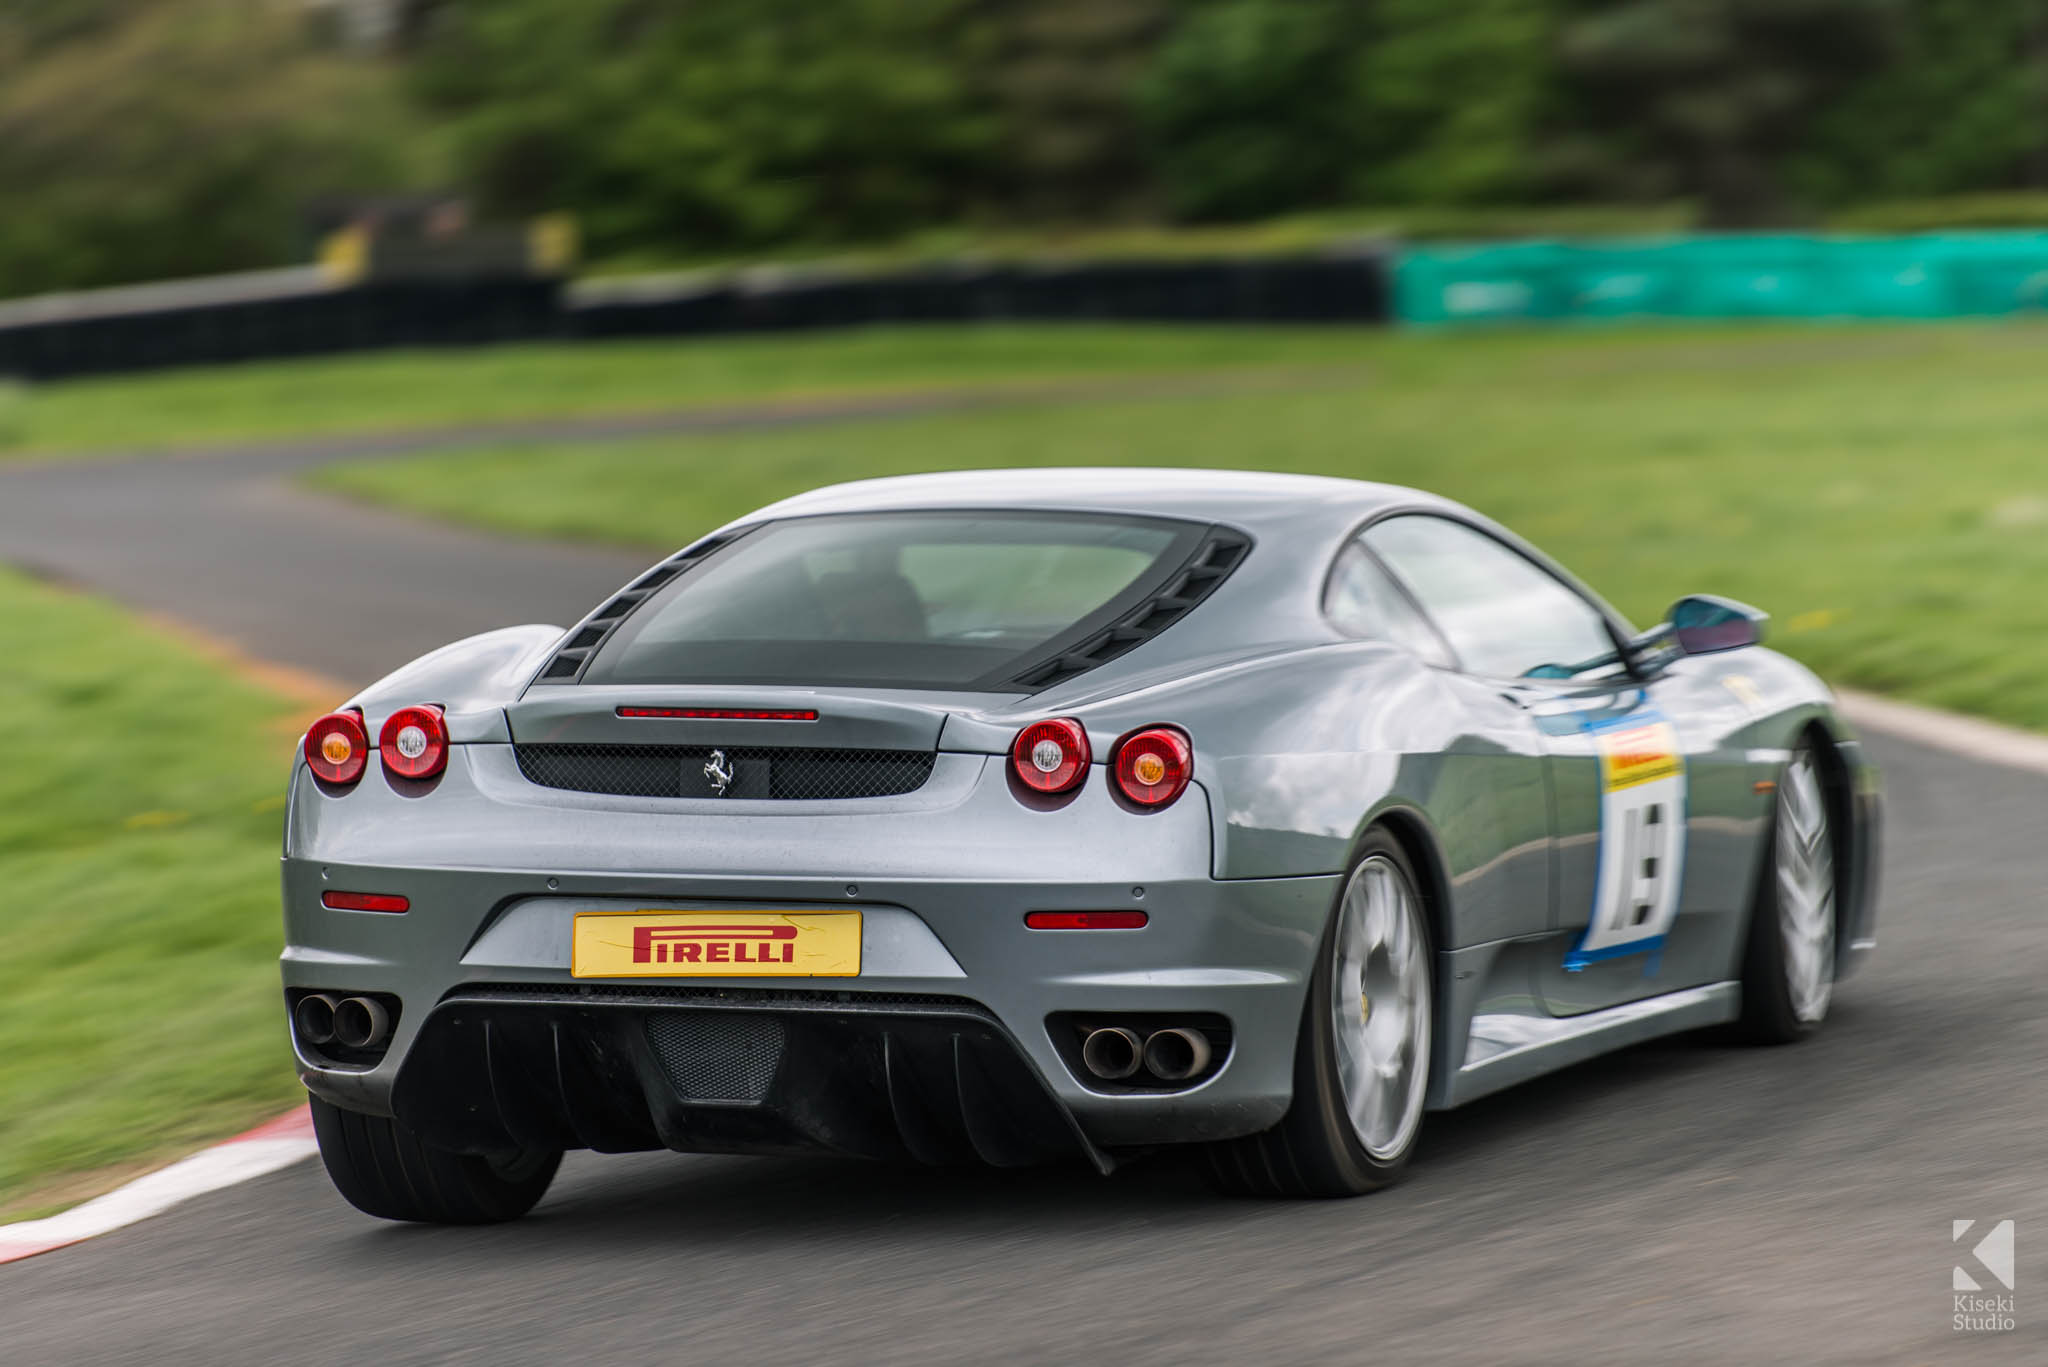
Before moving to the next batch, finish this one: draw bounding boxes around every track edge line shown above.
[0,1105,314,1266]
[1836,688,2048,776]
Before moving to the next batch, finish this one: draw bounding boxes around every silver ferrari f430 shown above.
[282,469,1879,1222]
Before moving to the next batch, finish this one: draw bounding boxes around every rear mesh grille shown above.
[515,743,935,800]
[646,1014,785,1102]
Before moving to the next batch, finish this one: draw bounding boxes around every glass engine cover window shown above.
[583,512,1200,689]
[1363,515,1621,679]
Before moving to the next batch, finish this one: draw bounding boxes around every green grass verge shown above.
[0,326,1385,459]
[313,319,2048,731]
[0,570,302,1213]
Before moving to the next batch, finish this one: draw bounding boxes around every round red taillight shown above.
[379,704,449,781]
[1111,726,1192,809]
[304,709,369,786]
[1010,717,1091,794]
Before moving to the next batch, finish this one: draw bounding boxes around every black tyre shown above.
[1204,830,1434,1197]
[310,1095,561,1224]
[1737,741,1838,1044]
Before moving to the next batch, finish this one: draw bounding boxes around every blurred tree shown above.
[411,0,993,255]
[0,0,152,53]
[0,0,434,296]
[9,0,2048,296]
[1134,0,1364,221]
[968,0,1171,221]
[1351,0,1561,205]
[1790,0,2048,203]
[1554,0,1903,225]
[1137,0,1563,221]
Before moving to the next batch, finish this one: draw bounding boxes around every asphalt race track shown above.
[0,435,2042,1365]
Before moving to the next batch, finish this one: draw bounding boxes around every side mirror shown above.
[1666,594,1767,655]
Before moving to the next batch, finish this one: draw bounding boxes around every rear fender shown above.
[344,625,566,743]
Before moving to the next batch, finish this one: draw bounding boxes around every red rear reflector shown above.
[1025,911,1147,930]
[321,891,410,913]
[1010,717,1091,795]
[617,707,819,721]
[304,709,369,786]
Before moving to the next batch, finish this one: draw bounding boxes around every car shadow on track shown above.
[342,1010,1872,1255]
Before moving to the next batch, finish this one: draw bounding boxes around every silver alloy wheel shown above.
[1776,749,1837,1024]
[1329,854,1432,1161]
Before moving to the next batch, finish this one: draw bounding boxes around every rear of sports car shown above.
[281,506,1334,1206]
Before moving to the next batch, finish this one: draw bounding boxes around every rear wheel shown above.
[310,1095,561,1224]
[1738,742,1837,1044]
[1204,831,1434,1197]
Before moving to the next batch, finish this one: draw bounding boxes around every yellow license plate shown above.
[571,911,861,978]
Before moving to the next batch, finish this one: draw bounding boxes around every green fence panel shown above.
[1395,231,2048,324]
[1392,241,1570,323]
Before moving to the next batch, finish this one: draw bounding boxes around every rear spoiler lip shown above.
[502,683,965,754]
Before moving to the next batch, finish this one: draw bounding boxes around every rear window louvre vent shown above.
[1005,528,1251,692]
[527,529,751,687]
[629,564,680,593]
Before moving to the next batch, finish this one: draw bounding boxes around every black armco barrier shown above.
[0,271,562,380]
[567,252,1392,337]
[0,249,1392,379]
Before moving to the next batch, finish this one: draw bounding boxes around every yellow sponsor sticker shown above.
[1596,719,1684,791]
[572,911,861,979]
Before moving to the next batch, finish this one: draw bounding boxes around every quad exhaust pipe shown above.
[294,993,392,1051]
[1080,1027,1144,1080]
[333,996,391,1050]
[1142,1027,1212,1082]
[293,993,340,1047]
[1079,1025,1214,1084]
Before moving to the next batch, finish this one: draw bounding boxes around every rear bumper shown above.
[282,750,1339,1155]
[283,868,1335,1153]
